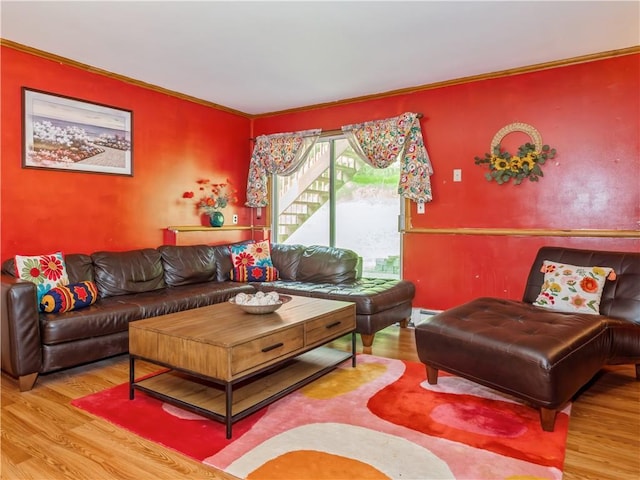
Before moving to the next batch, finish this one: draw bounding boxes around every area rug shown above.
[72,354,570,479]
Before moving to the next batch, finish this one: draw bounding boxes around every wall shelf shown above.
[166,225,269,233]
[163,225,271,246]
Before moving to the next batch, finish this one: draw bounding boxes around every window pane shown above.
[275,142,330,246]
[274,138,401,279]
[334,139,400,279]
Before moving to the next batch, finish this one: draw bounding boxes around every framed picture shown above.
[22,88,133,176]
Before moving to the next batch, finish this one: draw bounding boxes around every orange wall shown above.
[2,47,638,310]
[253,54,640,310]
[1,46,253,259]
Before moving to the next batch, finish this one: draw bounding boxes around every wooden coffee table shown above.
[128,295,356,438]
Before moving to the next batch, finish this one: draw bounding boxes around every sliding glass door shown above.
[272,137,402,279]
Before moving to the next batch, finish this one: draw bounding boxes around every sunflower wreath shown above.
[474,123,557,185]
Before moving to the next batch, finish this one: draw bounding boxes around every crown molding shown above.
[253,46,640,118]
[1,39,251,118]
[3,39,638,120]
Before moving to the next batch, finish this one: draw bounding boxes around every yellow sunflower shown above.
[493,156,510,171]
[520,153,537,171]
[509,156,522,172]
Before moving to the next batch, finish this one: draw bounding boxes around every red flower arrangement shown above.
[183,178,238,214]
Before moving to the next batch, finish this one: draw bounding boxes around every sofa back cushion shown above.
[92,249,165,298]
[66,254,95,284]
[296,245,359,284]
[1,258,13,276]
[523,247,640,324]
[158,245,217,287]
[270,243,305,281]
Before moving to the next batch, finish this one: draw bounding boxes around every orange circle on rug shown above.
[247,450,390,480]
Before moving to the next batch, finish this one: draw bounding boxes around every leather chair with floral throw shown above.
[415,246,640,431]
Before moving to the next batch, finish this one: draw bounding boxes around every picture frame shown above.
[22,87,133,176]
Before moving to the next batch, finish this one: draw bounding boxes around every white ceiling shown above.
[2,1,639,116]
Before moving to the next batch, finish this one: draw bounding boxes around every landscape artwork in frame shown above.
[22,88,133,176]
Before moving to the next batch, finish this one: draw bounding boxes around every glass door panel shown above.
[274,138,401,279]
[334,139,401,279]
[274,142,330,246]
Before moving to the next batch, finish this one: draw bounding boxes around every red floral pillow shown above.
[15,252,69,304]
[229,240,274,268]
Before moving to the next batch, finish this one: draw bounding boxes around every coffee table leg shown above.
[351,332,356,367]
[225,382,233,439]
[129,356,135,400]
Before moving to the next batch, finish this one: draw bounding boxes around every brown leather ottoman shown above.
[414,297,610,431]
[260,278,415,353]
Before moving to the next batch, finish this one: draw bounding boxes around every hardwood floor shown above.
[2,325,638,479]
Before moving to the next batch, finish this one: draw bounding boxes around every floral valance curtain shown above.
[246,129,321,207]
[341,112,433,203]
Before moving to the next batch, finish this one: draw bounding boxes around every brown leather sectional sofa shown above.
[415,246,640,431]
[1,243,414,391]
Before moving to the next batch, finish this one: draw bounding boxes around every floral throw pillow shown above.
[15,252,69,305]
[533,260,615,315]
[229,240,274,268]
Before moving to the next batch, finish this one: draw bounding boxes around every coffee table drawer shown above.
[306,309,355,345]
[232,325,304,374]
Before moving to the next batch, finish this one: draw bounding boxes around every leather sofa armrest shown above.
[1,274,42,381]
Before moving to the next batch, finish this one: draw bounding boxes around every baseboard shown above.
[410,307,442,326]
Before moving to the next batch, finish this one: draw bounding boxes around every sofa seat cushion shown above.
[415,297,610,408]
[163,282,256,311]
[41,281,257,345]
[40,297,143,345]
[260,278,415,315]
[42,331,129,373]
[110,283,256,318]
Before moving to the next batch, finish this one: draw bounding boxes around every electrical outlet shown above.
[453,169,462,182]
[232,214,238,224]
[417,202,425,214]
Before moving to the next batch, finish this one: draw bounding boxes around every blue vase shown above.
[209,211,225,227]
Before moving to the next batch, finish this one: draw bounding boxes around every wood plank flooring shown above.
[2,325,639,479]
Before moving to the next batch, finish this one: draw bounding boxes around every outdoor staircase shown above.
[276,142,358,242]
